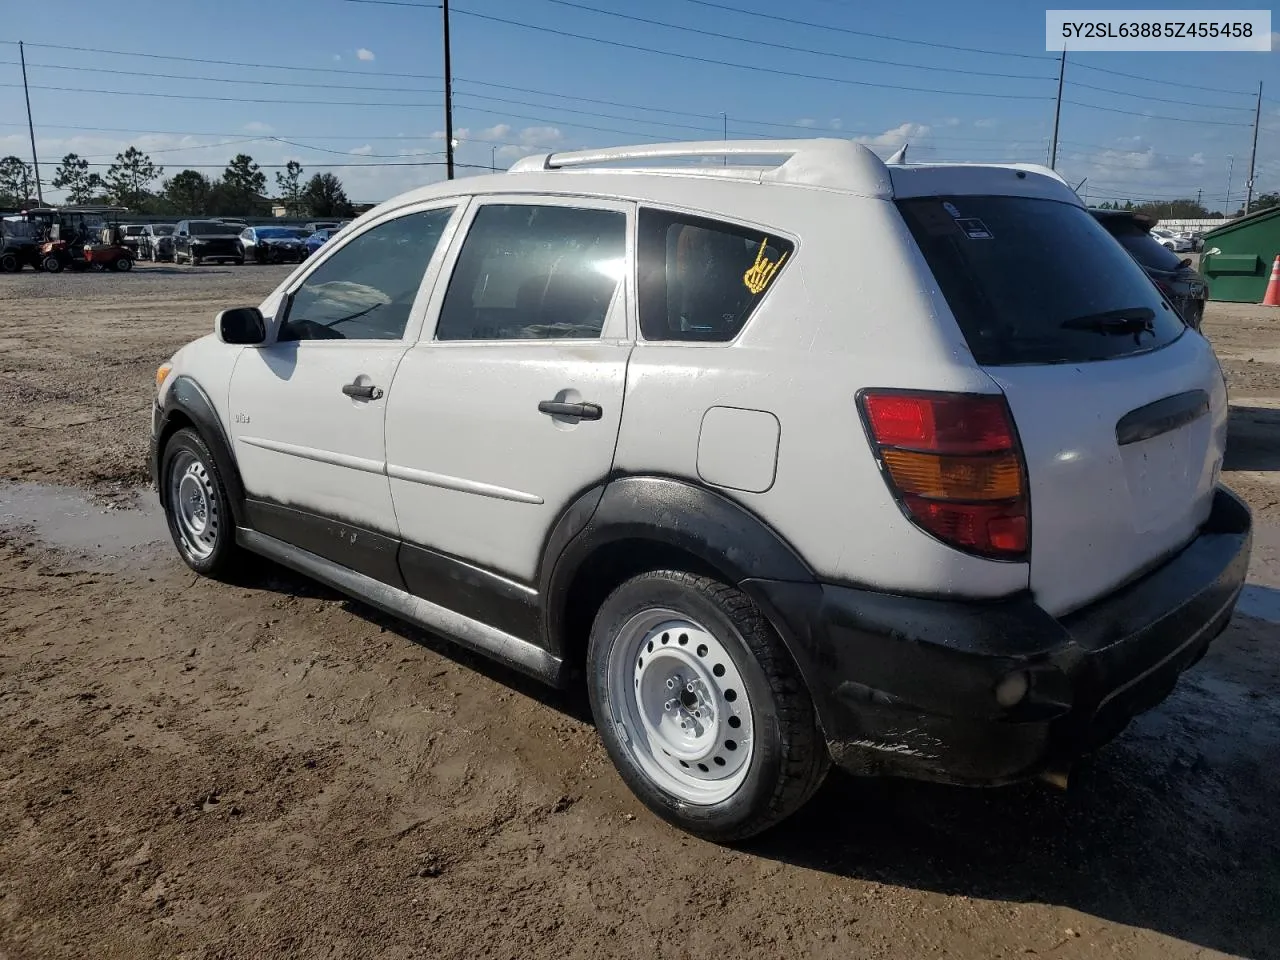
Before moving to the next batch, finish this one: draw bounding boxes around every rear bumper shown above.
[745,486,1252,785]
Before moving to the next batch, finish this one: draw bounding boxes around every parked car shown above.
[173,220,245,266]
[150,139,1250,841]
[117,224,147,259]
[0,217,42,271]
[141,224,176,262]
[1151,228,1193,253]
[304,220,340,234]
[303,227,335,257]
[1092,210,1208,331]
[239,225,310,264]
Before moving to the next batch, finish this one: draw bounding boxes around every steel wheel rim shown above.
[168,450,219,560]
[606,608,755,805]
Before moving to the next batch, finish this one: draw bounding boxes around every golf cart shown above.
[27,205,136,273]
[0,217,42,272]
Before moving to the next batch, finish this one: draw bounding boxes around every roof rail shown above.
[508,138,893,198]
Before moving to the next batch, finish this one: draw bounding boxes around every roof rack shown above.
[507,138,893,198]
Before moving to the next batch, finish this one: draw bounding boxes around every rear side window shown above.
[637,209,794,342]
[898,196,1184,365]
[1100,219,1185,271]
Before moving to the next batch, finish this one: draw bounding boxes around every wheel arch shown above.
[154,375,247,526]
[539,476,816,678]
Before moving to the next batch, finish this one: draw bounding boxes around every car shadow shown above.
[1226,405,1280,472]
[230,557,1278,958]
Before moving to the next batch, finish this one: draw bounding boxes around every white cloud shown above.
[244,121,273,134]
[974,118,999,129]
[356,48,376,61]
[852,122,930,149]
[829,118,843,131]
[795,118,816,128]
[942,117,961,127]
[350,144,375,156]
[332,54,341,61]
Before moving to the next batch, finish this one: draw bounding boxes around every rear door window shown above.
[637,209,794,342]
[1102,220,1186,271]
[898,196,1184,366]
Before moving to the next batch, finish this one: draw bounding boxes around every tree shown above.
[1132,199,1211,221]
[1252,192,1280,212]
[0,155,34,207]
[52,153,106,204]
[216,153,268,215]
[164,170,214,215]
[275,160,306,216]
[106,146,163,210]
[302,172,354,218]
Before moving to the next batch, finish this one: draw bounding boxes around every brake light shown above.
[859,391,1028,559]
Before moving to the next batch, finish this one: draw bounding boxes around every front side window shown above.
[435,203,626,341]
[637,209,795,342]
[279,207,455,342]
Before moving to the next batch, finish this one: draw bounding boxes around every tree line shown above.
[0,147,356,218]
[1093,196,1279,219]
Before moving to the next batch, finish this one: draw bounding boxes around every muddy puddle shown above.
[0,481,167,568]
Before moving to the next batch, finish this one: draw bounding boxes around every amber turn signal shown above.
[880,449,1023,501]
[155,364,172,391]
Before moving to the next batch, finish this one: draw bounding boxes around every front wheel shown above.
[0,253,18,273]
[42,255,63,273]
[113,257,133,272]
[160,427,240,578]
[587,570,829,842]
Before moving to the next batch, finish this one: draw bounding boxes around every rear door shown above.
[385,196,632,584]
[899,195,1226,616]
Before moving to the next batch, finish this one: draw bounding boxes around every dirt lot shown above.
[2,264,1279,960]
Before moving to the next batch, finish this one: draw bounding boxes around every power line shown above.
[446,8,1054,100]
[0,80,440,108]
[1069,60,1255,97]
[1066,78,1253,111]
[530,0,1055,80]
[1063,99,1252,127]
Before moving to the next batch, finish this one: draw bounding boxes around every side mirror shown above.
[1180,257,1193,269]
[217,307,267,345]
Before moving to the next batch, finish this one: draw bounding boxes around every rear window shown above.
[1100,219,1185,271]
[189,221,231,236]
[637,209,794,342]
[897,196,1184,365]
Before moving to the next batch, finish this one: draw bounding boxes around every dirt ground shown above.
[2,264,1279,960]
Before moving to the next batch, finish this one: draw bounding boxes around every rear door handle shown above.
[538,400,602,421]
[342,382,384,401]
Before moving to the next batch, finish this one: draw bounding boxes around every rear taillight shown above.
[858,390,1028,560]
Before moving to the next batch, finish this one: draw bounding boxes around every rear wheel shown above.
[587,570,829,842]
[0,253,18,273]
[42,255,63,273]
[161,428,239,578]
[114,257,133,272]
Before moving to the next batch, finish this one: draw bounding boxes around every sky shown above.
[1,0,1277,212]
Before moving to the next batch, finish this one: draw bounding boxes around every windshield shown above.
[257,227,308,240]
[189,221,234,236]
[897,196,1184,365]
[123,226,146,237]
[152,225,174,236]
[1100,218,1185,271]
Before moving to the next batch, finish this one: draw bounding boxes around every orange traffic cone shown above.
[1264,255,1280,307]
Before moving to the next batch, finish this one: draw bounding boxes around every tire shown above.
[0,253,18,273]
[235,257,245,266]
[160,427,239,578]
[191,253,201,266]
[114,257,133,272]
[587,570,829,842]
[43,255,63,273]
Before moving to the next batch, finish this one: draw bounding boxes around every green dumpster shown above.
[1200,205,1280,302]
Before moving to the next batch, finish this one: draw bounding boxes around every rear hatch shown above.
[898,195,1226,616]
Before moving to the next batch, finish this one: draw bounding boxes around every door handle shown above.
[538,400,602,421]
[342,382,384,401]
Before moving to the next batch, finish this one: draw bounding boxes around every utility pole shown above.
[1225,155,1234,214]
[491,145,496,172]
[442,0,454,180]
[1244,80,1261,214]
[19,42,43,205]
[1049,47,1066,170]
[1196,187,1201,206]
[720,112,727,166]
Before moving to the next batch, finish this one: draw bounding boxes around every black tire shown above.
[0,253,18,273]
[234,257,245,266]
[587,570,829,842]
[160,427,240,579]
[114,257,133,272]
[191,253,201,266]
[42,255,63,273]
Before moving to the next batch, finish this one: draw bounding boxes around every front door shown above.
[228,202,463,574]
[385,197,633,587]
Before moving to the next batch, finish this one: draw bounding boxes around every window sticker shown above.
[742,238,788,295]
[954,218,994,240]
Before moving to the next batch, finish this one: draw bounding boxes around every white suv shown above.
[150,140,1252,840]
